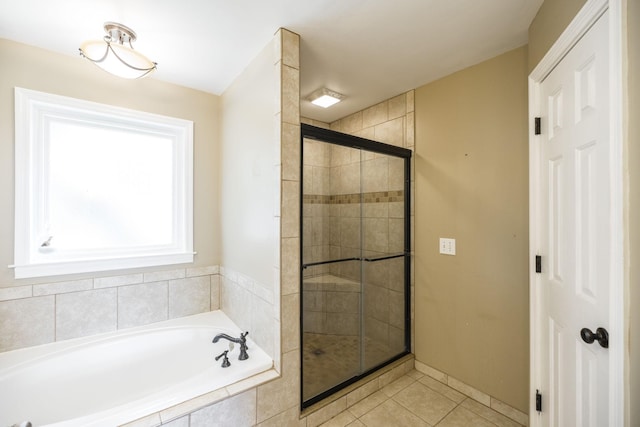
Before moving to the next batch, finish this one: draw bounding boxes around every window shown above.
[14,88,194,278]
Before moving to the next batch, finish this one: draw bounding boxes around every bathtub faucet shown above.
[212,331,249,360]
[215,350,231,367]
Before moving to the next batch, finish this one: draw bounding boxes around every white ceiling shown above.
[0,0,542,123]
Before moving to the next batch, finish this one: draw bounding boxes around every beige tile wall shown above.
[302,138,332,278]
[302,276,360,336]
[0,266,221,353]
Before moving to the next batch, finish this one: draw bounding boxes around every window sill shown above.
[13,252,195,279]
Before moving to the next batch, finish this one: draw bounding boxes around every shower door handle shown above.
[303,253,407,268]
[302,257,360,269]
[362,253,407,262]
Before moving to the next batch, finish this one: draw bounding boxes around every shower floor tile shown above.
[302,333,398,402]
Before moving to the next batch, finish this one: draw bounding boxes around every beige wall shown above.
[0,38,221,287]
[414,46,529,412]
[527,0,587,70]
[216,29,293,362]
[220,36,278,287]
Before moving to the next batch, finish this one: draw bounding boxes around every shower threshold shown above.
[300,353,414,415]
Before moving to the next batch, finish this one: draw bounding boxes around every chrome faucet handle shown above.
[238,331,249,360]
[240,331,249,347]
[215,350,231,368]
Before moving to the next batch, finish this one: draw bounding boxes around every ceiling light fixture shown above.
[307,88,345,108]
[79,22,157,79]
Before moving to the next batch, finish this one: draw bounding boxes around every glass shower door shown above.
[361,154,409,371]
[301,140,363,402]
[301,124,410,407]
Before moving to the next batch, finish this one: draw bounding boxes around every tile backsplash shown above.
[0,266,220,353]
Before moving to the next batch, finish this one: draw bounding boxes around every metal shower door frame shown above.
[299,123,412,409]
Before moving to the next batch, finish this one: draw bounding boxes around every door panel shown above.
[537,10,610,427]
[301,138,363,403]
[361,152,408,373]
[576,342,598,426]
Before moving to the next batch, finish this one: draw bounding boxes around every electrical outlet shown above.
[439,238,456,255]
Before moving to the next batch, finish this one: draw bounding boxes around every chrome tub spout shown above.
[212,332,249,360]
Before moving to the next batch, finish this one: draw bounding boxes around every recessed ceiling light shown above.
[307,88,345,108]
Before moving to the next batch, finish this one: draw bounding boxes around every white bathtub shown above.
[0,311,273,427]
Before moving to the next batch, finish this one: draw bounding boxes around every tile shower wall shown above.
[302,275,361,337]
[330,92,415,357]
[0,266,220,353]
[301,138,331,277]
[302,90,416,356]
[302,144,407,352]
[302,139,362,339]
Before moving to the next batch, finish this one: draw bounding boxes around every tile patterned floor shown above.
[302,333,396,401]
[318,369,525,427]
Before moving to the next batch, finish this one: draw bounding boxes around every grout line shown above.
[115,286,120,330]
[166,280,170,320]
[53,294,57,342]
[431,399,461,427]
[208,274,212,311]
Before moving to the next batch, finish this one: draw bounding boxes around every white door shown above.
[534,9,611,427]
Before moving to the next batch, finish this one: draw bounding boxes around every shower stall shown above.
[300,123,411,407]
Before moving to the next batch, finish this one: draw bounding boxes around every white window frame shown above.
[14,87,194,279]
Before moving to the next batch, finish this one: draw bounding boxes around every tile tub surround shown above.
[121,358,526,427]
[0,266,221,353]
[155,354,413,427]
[220,266,278,361]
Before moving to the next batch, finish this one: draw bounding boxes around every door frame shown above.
[528,0,624,425]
